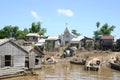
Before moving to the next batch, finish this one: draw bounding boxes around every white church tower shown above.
[59,23,76,45]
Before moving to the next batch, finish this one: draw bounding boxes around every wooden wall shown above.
[0,42,27,68]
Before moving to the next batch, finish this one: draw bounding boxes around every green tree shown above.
[22,28,29,39]
[15,30,24,39]
[15,28,29,39]
[100,23,115,36]
[96,21,100,29]
[3,25,12,38]
[29,21,46,35]
[3,25,19,38]
[0,22,46,39]
[36,22,41,32]
[0,30,7,39]
[72,29,80,36]
[39,28,47,35]
[94,23,115,38]
[12,26,19,37]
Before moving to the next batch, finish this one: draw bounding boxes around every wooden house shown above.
[81,36,94,50]
[59,27,76,46]
[94,35,114,50]
[25,33,40,45]
[100,36,114,50]
[0,39,44,76]
[21,45,44,69]
[45,36,60,51]
[70,36,84,49]
[101,36,114,44]
[0,39,28,68]
[35,38,46,51]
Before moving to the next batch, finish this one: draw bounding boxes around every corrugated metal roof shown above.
[0,39,29,54]
[71,36,84,42]
[0,39,44,56]
[38,39,46,43]
[21,46,33,52]
[101,36,114,40]
[0,39,10,45]
[26,33,40,37]
[46,36,59,40]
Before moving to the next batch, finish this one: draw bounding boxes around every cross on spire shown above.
[65,23,68,27]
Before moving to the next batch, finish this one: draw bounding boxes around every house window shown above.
[27,37,29,40]
[33,37,35,40]
[35,56,39,65]
[5,55,11,66]
[35,59,39,65]
[25,57,29,68]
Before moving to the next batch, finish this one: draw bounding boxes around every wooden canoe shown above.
[70,60,86,65]
[109,62,120,71]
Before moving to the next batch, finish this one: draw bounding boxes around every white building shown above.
[59,27,76,46]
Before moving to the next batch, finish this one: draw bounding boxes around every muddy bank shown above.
[44,50,120,63]
[42,50,120,68]
[71,50,120,66]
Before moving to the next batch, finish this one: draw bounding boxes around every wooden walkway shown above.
[0,67,25,79]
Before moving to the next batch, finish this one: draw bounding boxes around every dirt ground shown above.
[44,50,120,66]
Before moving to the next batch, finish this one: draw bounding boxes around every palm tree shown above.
[96,21,100,29]
[72,29,80,36]
[100,23,115,36]
[94,23,115,38]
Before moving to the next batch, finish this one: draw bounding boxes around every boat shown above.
[84,58,101,71]
[70,60,86,65]
[42,57,57,64]
[109,62,120,71]
[84,64,100,71]
[42,61,56,64]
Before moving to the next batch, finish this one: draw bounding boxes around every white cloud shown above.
[57,9,74,17]
[31,10,40,21]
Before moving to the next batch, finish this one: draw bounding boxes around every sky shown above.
[0,0,120,39]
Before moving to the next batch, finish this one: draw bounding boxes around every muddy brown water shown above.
[2,60,120,80]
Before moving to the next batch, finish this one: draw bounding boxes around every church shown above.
[59,24,77,46]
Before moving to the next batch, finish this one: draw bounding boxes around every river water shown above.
[2,60,120,80]
[40,61,120,80]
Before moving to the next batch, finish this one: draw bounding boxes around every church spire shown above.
[64,23,70,34]
[65,23,68,28]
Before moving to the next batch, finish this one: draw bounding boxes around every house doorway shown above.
[5,55,11,66]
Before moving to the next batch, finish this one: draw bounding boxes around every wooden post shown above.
[29,55,35,69]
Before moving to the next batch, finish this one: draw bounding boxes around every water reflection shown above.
[41,61,120,80]
[2,60,120,80]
